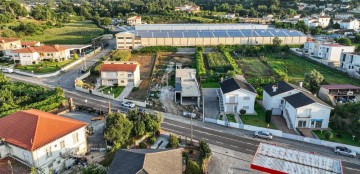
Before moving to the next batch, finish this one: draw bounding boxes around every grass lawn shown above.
[241,103,277,129]
[201,81,220,88]
[0,61,12,67]
[313,130,360,147]
[102,86,125,98]
[226,114,237,123]
[266,54,360,86]
[16,59,76,74]
[22,20,104,44]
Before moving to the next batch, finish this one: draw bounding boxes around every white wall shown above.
[262,89,300,115]
[223,89,256,114]
[18,52,40,65]
[341,53,360,70]
[319,45,355,62]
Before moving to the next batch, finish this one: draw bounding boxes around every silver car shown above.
[334,146,356,158]
[121,101,135,108]
[254,131,273,140]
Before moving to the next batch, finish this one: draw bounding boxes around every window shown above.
[121,80,124,83]
[72,133,79,143]
[125,37,132,39]
[60,140,65,149]
[118,37,124,39]
[45,146,52,157]
[126,42,132,44]
[243,96,250,100]
[298,120,307,128]
[243,106,249,110]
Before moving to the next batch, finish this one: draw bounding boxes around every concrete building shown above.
[304,12,331,28]
[100,61,141,87]
[303,38,334,56]
[218,78,257,114]
[262,81,333,129]
[319,84,360,105]
[0,37,21,57]
[12,45,71,65]
[334,13,354,19]
[340,52,360,74]
[115,24,307,49]
[317,44,355,62]
[174,68,200,107]
[338,19,359,30]
[0,109,87,174]
[127,16,141,26]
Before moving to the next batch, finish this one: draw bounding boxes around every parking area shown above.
[203,88,220,119]
[61,111,106,149]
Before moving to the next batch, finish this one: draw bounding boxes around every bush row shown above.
[195,47,206,76]
[221,49,242,75]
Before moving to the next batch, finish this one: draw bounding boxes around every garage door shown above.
[272,108,282,115]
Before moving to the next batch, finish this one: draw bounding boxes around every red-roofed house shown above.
[0,37,21,57]
[12,45,70,65]
[127,16,141,26]
[21,41,41,48]
[100,61,141,87]
[0,109,87,174]
[319,84,360,105]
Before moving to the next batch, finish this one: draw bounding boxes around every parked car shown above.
[121,101,135,108]
[348,98,357,103]
[2,68,13,73]
[334,146,356,158]
[183,112,196,119]
[254,131,273,140]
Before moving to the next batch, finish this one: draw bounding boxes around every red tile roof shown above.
[21,41,40,47]
[0,37,20,43]
[321,84,360,90]
[0,109,86,151]
[13,47,37,53]
[100,63,138,72]
[12,45,68,53]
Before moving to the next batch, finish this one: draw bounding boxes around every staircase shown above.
[217,89,224,112]
[283,109,294,130]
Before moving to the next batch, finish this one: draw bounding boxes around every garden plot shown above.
[205,52,231,72]
[235,57,276,85]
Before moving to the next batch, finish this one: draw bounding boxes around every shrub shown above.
[239,109,246,116]
[199,140,211,159]
[336,133,343,138]
[132,87,139,91]
[182,152,189,162]
[325,131,333,140]
[185,160,201,174]
[166,134,179,148]
[189,149,194,154]
[113,83,118,87]
[139,142,147,149]
[265,110,272,123]
[149,136,156,145]
[195,48,206,76]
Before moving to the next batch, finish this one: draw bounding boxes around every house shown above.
[100,61,141,87]
[219,13,236,19]
[127,16,141,26]
[262,81,333,129]
[318,84,360,105]
[0,109,87,174]
[317,44,355,62]
[334,13,354,19]
[0,37,21,57]
[108,148,184,174]
[338,19,360,30]
[341,4,351,9]
[174,67,200,107]
[303,38,334,56]
[175,4,200,13]
[263,14,274,21]
[218,78,257,114]
[335,29,356,36]
[12,45,71,65]
[21,41,41,48]
[340,52,360,74]
[303,12,331,28]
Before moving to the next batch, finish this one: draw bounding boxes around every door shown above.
[297,120,307,128]
[234,105,237,113]
[315,121,322,128]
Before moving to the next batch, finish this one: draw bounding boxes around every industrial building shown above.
[115,24,308,49]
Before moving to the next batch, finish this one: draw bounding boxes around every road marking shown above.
[344,167,360,172]
[230,145,239,148]
[245,149,254,152]
[216,141,223,144]
[162,128,183,134]
[202,138,209,141]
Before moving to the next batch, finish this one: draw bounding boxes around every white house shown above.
[317,44,355,62]
[100,61,141,87]
[338,19,360,30]
[12,45,71,65]
[340,52,360,73]
[334,13,354,19]
[175,4,200,13]
[127,16,141,26]
[303,12,331,28]
[174,68,200,107]
[218,78,257,114]
[0,37,21,57]
[0,109,87,174]
[262,81,333,129]
[219,13,236,19]
[303,38,334,56]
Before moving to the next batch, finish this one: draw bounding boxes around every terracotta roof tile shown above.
[0,109,86,151]
[13,47,37,53]
[100,63,138,72]
[0,37,20,43]
[12,45,68,53]
[21,41,40,47]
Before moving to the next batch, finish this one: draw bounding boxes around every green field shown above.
[264,54,360,86]
[22,20,104,44]
[313,130,360,147]
[201,81,220,88]
[206,52,231,72]
[16,59,75,74]
[102,86,125,98]
[241,103,277,129]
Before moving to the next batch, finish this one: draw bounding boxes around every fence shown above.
[204,117,360,153]
[92,90,115,100]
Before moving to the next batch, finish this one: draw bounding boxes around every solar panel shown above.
[137,32,153,38]
[269,29,288,37]
[198,31,214,37]
[153,32,168,38]
[241,29,254,37]
[256,30,273,37]
[285,30,303,37]
[213,31,229,37]
[183,32,198,38]
[168,32,183,38]
[227,31,243,37]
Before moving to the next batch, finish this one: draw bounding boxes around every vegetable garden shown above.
[206,52,231,72]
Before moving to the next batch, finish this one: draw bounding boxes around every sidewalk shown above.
[116,85,133,100]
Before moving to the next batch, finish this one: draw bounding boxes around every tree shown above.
[325,131,334,140]
[265,110,272,123]
[304,69,324,94]
[310,26,322,35]
[239,109,246,116]
[104,112,133,151]
[166,134,179,148]
[185,160,201,174]
[73,53,79,60]
[83,164,107,174]
[101,17,112,26]
[272,37,282,52]
[337,37,352,46]
[199,140,212,159]
[333,23,340,29]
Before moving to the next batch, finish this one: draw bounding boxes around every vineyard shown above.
[206,52,231,72]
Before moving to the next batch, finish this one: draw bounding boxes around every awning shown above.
[311,119,323,121]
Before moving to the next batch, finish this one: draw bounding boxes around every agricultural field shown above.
[22,20,104,44]
[206,52,231,72]
[266,54,360,86]
[236,57,275,81]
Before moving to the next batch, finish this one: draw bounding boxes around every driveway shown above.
[61,111,106,149]
[202,88,220,119]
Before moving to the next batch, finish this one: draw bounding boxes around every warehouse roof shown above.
[135,23,269,31]
[134,28,306,38]
[251,143,343,174]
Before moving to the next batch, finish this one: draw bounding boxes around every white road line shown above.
[216,141,224,144]
[202,138,209,141]
[344,167,360,172]
[162,128,183,134]
[245,149,254,152]
[230,145,239,148]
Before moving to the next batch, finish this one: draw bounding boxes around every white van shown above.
[2,68,14,73]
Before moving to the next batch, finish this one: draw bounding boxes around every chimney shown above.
[299,81,303,88]
[272,85,278,92]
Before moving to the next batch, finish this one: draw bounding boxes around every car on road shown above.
[334,146,356,158]
[121,101,135,108]
[1,68,13,73]
[254,131,273,140]
[183,112,196,119]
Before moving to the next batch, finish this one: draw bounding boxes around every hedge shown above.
[195,47,206,76]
